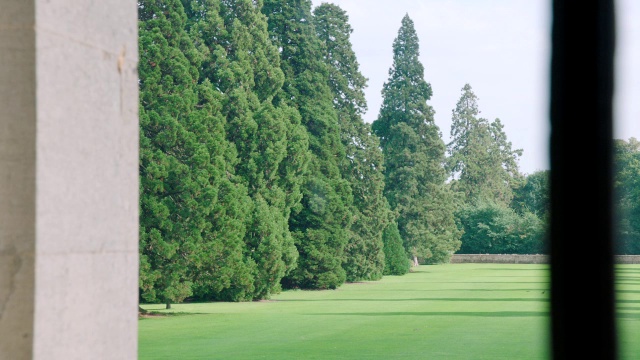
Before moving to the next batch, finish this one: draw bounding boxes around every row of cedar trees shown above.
[138,0,549,308]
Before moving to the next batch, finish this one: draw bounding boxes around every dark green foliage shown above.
[136,0,565,302]
[313,3,391,281]
[445,84,543,256]
[312,3,368,114]
[372,14,461,265]
[447,84,524,206]
[263,0,352,289]
[138,0,207,305]
[455,201,546,254]
[138,0,252,306]
[382,222,411,275]
[512,170,550,218]
[184,0,308,300]
[614,138,640,254]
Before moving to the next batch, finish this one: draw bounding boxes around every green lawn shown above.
[139,263,640,359]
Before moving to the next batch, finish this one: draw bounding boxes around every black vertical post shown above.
[549,0,617,359]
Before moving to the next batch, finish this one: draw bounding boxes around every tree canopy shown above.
[137,2,619,308]
[372,14,461,265]
[138,0,253,306]
[263,0,353,289]
[614,138,640,254]
[313,3,391,281]
[447,84,523,206]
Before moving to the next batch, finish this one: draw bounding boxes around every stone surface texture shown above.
[0,0,139,359]
[0,1,37,359]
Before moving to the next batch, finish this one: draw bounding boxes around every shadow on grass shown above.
[275,297,549,302]
[362,288,549,292]
[403,281,550,284]
[615,305,640,310]
[614,299,640,304]
[616,290,640,294]
[139,310,210,318]
[615,275,640,281]
[485,275,547,277]
[617,312,640,320]
[306,311,549,317]
[480,267,550,271]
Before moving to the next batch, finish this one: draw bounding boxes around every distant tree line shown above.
[137,0,639,307]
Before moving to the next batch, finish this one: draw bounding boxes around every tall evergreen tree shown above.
[382,221,411,276]
[613,138,640,254]
[313,3,391,281]
[372,14,461,266]
[138,0,252,306]
[447,84,524,206]
[263,0,353,289]
[184,0,308,300]
[447,84,546,256]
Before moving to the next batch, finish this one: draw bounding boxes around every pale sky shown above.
[310,0,640,176]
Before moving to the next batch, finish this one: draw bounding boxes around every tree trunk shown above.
[413,255,419,267]
[165,301,171,310]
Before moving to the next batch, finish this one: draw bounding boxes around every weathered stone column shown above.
[0,1,139,359]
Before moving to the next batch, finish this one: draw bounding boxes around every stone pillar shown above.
[0,1,139,359]
[0,2,37,358]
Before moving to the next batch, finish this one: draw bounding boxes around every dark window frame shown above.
[549,0,617,358]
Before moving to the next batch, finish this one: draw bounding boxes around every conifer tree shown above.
[372,14,461,266]
[138,0,252,306]
[313,3,391,281]
[382,222,410,275]
[447,84,524,206]
[613,138,640,254]
[184,0,308,300]
[447,84,541,256]
[263,0,353,289]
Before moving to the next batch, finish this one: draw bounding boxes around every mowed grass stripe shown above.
[139,263,640,359]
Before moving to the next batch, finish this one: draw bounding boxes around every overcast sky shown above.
[310,0,640,176]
